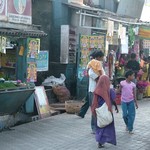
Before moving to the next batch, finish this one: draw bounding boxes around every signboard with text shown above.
[8,0,32,24]
[37,51,49,72]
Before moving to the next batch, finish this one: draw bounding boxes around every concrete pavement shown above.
[0,99,150,150]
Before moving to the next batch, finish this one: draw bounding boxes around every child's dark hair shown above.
[94,51,104,58]
[131,53,136,59]
[125,70,134,78]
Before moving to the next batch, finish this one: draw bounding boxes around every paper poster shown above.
[80,35,89,48]
[27,62,37,82]
[37,51,49,72]
[97,36,105,51]
[89,36,97,48]
[27,38,40,59]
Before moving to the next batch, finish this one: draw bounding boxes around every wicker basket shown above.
[65,100,84,114]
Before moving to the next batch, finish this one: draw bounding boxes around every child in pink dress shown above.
[119,70,138,134]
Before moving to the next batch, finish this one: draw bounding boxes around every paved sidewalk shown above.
[0,99,150,150]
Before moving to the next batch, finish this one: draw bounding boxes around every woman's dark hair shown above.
[125,70,134,78]
[94,51,104,58]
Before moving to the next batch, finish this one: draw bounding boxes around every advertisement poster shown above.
[0,0,7,21]
[89,36,97,48]
[37,51,49,72]
[27,38,40,59]
[8,0,32,24]
[80,35,89,48]
[97,36,105,51]
[78,35,105,81]
[27,62,37,82]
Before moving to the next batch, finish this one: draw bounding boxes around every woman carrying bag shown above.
[91,75,119,148]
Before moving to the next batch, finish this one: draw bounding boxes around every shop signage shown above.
[0,0,7,21]
[7,0,32,24]
[37,51,49,72]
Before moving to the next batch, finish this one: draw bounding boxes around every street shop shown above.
[0,0,48,129]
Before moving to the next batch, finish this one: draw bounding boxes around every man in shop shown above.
[76,51,97,118]
[126,53,140,82]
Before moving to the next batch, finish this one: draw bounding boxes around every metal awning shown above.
[0,28,47,38]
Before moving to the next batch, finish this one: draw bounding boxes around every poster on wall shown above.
[7,0,32,24]
[0,0,7,21]
[97,36,105,51]
[27,62,37,82]
[37,51,49,72]
[27,38,40,59]
[78,35,105,81]
[79,35,105,68]
[89,36,97,48]
[80,35,89,48]
[0,36,6,54]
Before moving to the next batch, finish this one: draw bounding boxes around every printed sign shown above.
[27,38,40,59]
[27,62,37,82]
[37,51,49,72]
[8,0,32,24]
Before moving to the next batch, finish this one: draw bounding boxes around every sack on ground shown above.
[95,103,113,128]
[52,85,70,103]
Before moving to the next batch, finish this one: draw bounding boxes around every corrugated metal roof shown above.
[0,28,47,38]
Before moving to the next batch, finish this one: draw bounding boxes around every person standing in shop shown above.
[76,51,97,118]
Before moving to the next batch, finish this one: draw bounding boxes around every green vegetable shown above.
[0,83,16,89]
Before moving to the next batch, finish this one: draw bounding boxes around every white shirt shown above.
[88,68,97,92]
[88,61,105,93]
